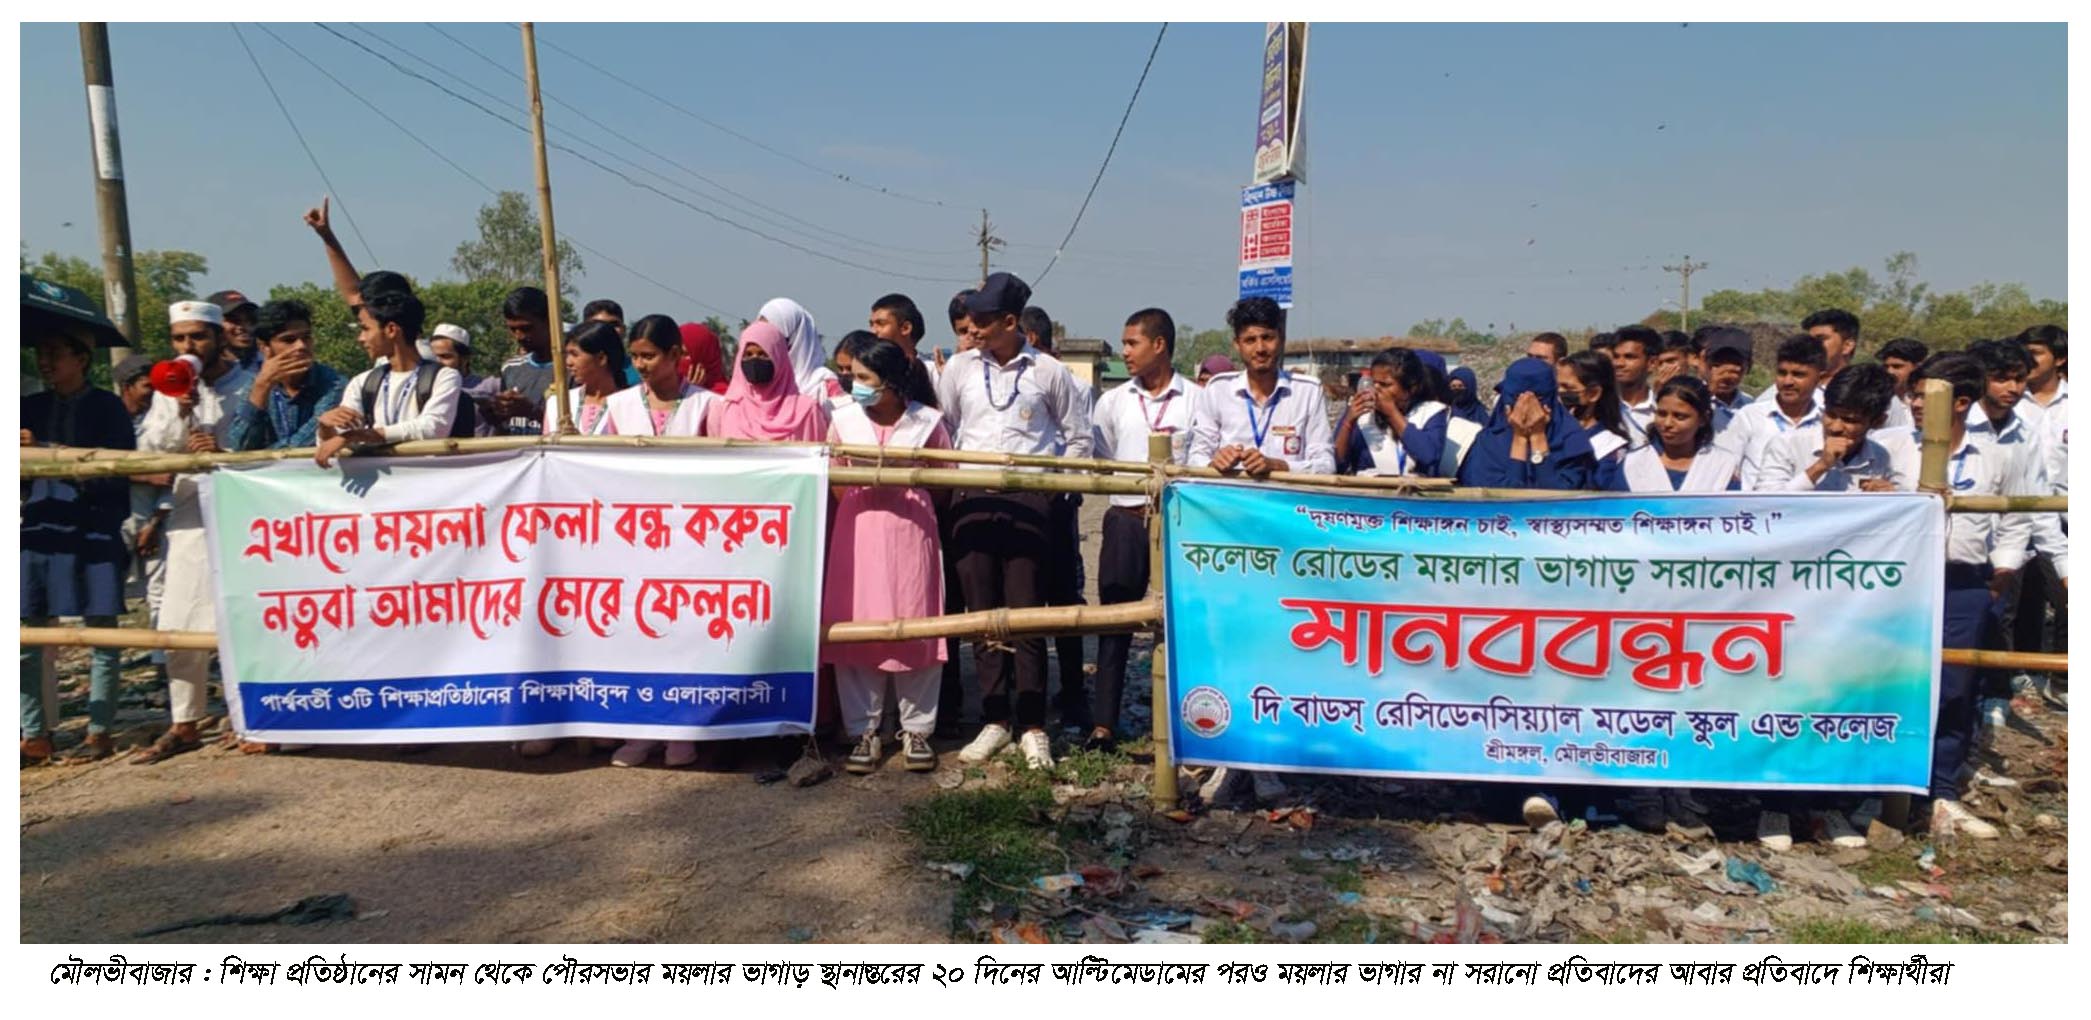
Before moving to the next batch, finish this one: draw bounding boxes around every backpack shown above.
[359,362,474,439]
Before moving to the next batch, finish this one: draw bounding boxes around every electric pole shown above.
[1663,255,1708,332]
[79,23,139,368]
[973,209,1004,285]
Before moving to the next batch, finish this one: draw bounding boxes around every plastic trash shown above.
[1131,927,1199,944]
[1723,858,1777,895]
[925,861,976,880]
[1334,891,1362,906]
[1269,920,1318,942]
[784,926,814,943]
[1031,873,1085,894]
[1123,908,1195,929]
[1574,878,1593,895]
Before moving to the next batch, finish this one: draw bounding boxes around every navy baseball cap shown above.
[964,272,1032,319]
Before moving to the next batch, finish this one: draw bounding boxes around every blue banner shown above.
[1162,482,1945,792]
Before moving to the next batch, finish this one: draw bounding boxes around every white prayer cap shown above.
[168,300,223,327]
[431,323,471,350]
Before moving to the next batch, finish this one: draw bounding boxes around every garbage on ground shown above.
[1269,919,1318,942]
[925,861,975,880]
[1031,873,1084,894]
[1131,927,1199,944]
[1724,858,1777,894]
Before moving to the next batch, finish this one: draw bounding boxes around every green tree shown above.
[449,191,584,300]
[1407,317,1497,346]
[23,247,210,356]
[269,277,519,380]
[1676,252,2062,351]
[1171,326,1235,378]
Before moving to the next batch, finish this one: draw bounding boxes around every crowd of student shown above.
[19,223,2069,845]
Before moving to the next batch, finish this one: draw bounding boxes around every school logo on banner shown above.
[1181,685,1232,738]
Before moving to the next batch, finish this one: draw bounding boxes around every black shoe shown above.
[1080,729,1117,754]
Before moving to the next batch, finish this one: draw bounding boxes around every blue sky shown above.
[18,22,2066,342]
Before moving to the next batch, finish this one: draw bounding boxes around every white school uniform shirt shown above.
[1617,391,1656,445]
[1354,401,1448,478]
[1189,370,1337,476]
[1719,392,1824,490]
[604,383,712,437]
[340,362,462,443]
[1753,425,1907,492]
[136,362,256,527]
[1091,372,1199,508]
[1968,406,2069,580]
[1710,389,1754,438]
[1883,394,1915,432]
[932,346,1093,467]
[1890,429,2039,573]
[1619,443,1743,493]
[2029,378,2068,498]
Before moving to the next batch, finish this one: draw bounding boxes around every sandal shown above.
[131,728,202,765]
[57,733,115,764]
[21,735,56,766]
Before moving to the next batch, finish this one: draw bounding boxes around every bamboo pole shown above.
[1917,378,1952,495]
[1146,433,1178,810]
[520,23,573,437]
[21,599,1166,652]
[21,623,2054,674]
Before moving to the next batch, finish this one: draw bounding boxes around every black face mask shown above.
[740,358,775,386]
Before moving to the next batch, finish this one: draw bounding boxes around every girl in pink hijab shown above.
[705,320,831,441]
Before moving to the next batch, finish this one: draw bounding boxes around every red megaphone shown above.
[150,355,204,400]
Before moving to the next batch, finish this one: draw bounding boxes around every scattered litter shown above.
[1896,880,1950,900]
[134,893,354,938]
[1870,885,1905,902]
[1724,858,1777,895]
[1574,878,1593,895]
[1032,873,1084,894]
[1334,891,1361,906]
[1917,846,1938,873]
[784,926,814,943]
[935,770,965,790]
[1672,848,1725,876]
[1131,927,1199,944]
[991,922,1050,944]
[786,752,833,788]
[2034,814,2059,831]
[1162,809,1195,824]
[1122,908,1194,929]
[1269,920,1318,942]
[1080,915,1130,943]
[925,861,976,880]
[1202,898,1261,923]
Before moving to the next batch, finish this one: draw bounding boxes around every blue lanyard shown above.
[1950,447,1972,490]
[1241,385,1280,448]
[375,370,415,428]
[981,357,1029,412]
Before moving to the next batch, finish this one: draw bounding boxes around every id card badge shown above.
[1273,425,1302,458]
[1159,425,1188,462]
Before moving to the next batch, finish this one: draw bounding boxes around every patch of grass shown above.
[1575,927,1650,944]
[1784,919,2029,945]
[1054,746,1131,787]
[1202,919,1261,944]
[902,775,1060,932]
[1852,853,1923,886]
[1324,862,1365,894]
[1312,912,1381,944]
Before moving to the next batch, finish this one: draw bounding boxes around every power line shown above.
[312,22,970,284]
[228,22,378,266]
[408,23,967,264]
[248,23,730,318]
[525,24,949,208]
[1033,23,1167,288]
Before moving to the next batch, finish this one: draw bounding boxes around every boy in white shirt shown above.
[1755,364,1906,493]
[1721,334,1826,489]
[316,284,460,467]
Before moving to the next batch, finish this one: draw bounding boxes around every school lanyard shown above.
[982,358,1029,412]
[375,371,415,429]
[1137,387,1178,431]
[1241,387,1280,448]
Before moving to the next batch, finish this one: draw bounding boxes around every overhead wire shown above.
[522,24,950,208]
[249,22,730,318]
[311,22,971,284]
[1033,23,1168,287]
[405,23,968,264]
[228,22,379,266]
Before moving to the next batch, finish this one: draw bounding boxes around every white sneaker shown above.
[957,723,1012,765]
[1521,794,1560,829]
[1198,766,1241,805]
[1019,729,1054,770]
[1757,811,1793,852]
[1249,770,1289,803]
[1972,767,2020,788]
[1818,810,1867,848]
[1931,799,1999,839]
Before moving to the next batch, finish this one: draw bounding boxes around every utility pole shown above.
[972,208,1004,285]
[1663,255,1708,332]
[520,23,573,435]
[79,23,139,369]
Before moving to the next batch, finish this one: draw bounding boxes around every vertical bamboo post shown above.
[520,23,574,436]
[1146,432,1177,809]
[1885,377,1957,830]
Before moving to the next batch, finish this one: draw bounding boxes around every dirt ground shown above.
[18,499,2070,944]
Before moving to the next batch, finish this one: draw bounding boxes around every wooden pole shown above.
[1917,378,1953,495]
[520,23,573,436]
[1146,432,1178,810]
[79,22,139,370]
